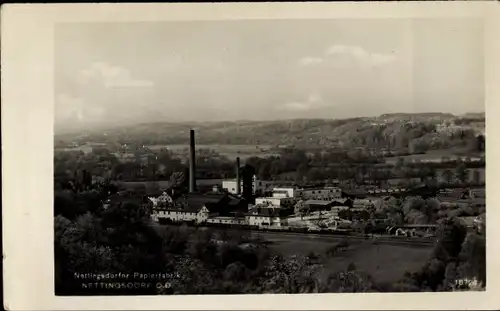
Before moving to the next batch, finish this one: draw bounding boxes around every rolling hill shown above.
[55,113,485,154]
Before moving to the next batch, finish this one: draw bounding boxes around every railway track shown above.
[239,229,435,246]
[150,222,436,247]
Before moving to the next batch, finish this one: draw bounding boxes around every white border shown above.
[2,2,500,310]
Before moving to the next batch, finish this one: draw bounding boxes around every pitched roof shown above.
[174,193,226,211]
[305,200,333,206]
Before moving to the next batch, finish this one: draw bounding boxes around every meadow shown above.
[266,237,434,284]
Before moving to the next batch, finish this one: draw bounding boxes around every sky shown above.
[54,18,484,132]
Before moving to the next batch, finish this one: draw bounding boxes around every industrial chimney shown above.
[235,157,241,195]
[189,129,197,193]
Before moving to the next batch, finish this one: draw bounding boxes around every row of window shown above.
[156,211,196,216]
[209,219,245,224]
[307,189,340,194]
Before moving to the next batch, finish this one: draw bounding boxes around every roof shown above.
[301,186,341,191]
[172,193,226,211]
[332,198,351,204]
[304,200,334,206]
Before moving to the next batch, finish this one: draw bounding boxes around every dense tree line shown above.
[55,142,485,194]
[371,196,485,228]
[55,147,237,189]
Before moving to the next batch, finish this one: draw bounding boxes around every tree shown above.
[425,198,441,223]
[258,162,272,180]
[433,217,468,262]
[223,261,250,282]
[458,233,486,287]
[402,196,425,217]
[322,270,377,293]
[442,169,454,185]
[455,164,468,185]
[296,163,309,182]
[406,212,427,226]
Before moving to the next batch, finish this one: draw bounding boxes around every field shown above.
[151,225,433,285]
[261,234,433,284]
[146,144,278,160]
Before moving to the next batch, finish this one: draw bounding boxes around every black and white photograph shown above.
[52,16,487,296]
[2,3,499,310]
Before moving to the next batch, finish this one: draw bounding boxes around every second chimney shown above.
[235,157,241,195]
[189,129,197,193]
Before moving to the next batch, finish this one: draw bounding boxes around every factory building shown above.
[254,197,294,208]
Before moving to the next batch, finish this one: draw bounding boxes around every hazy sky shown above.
[55,18,484,131]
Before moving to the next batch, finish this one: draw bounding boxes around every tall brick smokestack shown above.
[189,129,197,193]
[236,157,241,195]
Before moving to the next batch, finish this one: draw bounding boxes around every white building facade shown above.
[222,175,274,195]
[272,187,303,198]
[254,197,294,207]
[152,206,210,224]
